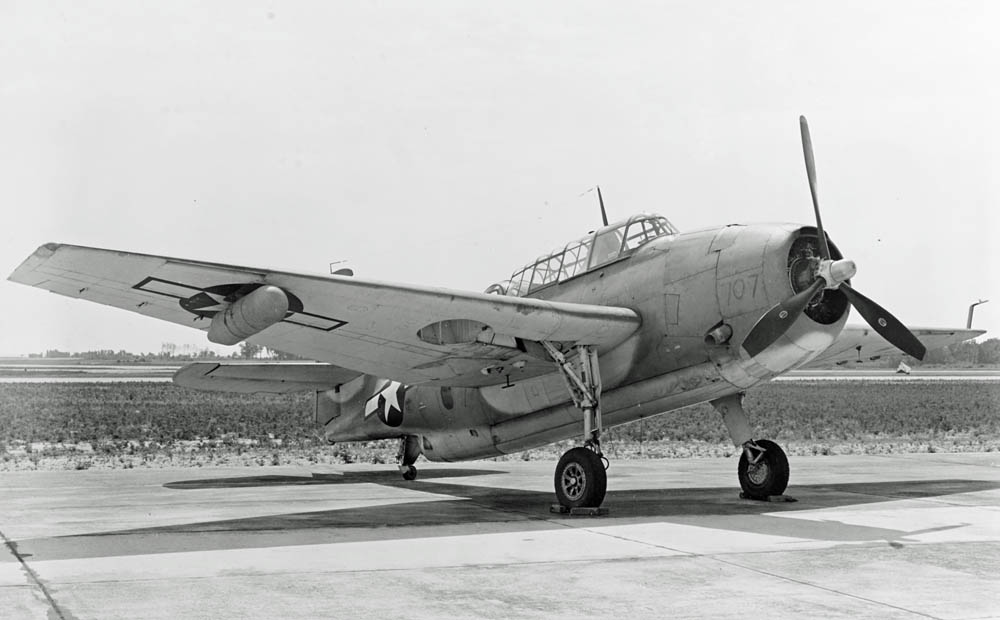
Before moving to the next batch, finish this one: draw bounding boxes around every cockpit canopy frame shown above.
[502,213,678,297]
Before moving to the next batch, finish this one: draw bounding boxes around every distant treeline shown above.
[33,342,302,362]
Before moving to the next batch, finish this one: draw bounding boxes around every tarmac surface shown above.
[1,454,998,620]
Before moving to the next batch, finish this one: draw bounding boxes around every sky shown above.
[0,1,997,356]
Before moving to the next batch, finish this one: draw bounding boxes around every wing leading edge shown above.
[9,243,642,387]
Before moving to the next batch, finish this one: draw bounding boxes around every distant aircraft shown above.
[9,117,983,510]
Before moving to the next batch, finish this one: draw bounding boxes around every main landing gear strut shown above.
[711,393,790,500]
[542,342,608,510]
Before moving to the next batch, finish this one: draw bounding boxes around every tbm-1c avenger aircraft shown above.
[9,117,984,510]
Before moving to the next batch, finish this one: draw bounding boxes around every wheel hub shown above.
[561,463,587,501]
[747,460,770,486]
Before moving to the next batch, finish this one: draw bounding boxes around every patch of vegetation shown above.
[0,381,997,470]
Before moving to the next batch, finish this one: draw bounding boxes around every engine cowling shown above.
[208,285,289,345]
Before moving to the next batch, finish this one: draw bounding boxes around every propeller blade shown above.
[840,282,927,360]
[742,278,826,357]
[800,116,831,260]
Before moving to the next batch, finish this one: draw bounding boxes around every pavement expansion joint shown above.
[708,554,943,620]
[0,528,71,620]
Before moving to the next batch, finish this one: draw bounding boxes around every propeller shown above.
[742,116,926,361]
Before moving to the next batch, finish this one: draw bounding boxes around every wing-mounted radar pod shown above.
[207,285,290,345]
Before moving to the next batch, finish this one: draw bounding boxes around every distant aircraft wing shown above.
[804,324,985,367]
[9,243,641,387]
[174,362,361,393]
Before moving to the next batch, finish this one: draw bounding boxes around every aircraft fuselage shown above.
[318,221,850,461]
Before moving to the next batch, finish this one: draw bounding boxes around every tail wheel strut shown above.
[396,435,421,481]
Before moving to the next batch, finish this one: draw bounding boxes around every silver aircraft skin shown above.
[315,218,846,460]
[8,117,983,508]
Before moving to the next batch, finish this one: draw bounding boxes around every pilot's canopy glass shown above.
[504,213,677,297]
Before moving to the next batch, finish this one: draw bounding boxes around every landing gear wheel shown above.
[554,447,607,508]
[401,465,418,481]
[738,439,789,499]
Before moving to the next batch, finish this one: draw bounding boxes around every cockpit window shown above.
[500,213,677,297]
[623,216,671,251]
[527,253,564,292]
[587,225,626,270]
[508,267,531,297]
[560,239,592,280]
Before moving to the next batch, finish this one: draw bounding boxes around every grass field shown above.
[1,381,998,470]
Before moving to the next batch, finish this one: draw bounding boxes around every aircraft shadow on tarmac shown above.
[160,469,1000,545]
[163,467,507,489]
[161,467,999,522]
[16,469,995,563]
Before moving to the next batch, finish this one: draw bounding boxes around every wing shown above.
[9,243,641,387]
[803,324,985,367]
[174,362,361,394]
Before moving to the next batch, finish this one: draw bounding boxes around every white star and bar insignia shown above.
[364,380,406,427]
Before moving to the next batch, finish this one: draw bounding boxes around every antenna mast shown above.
[967,299,989,329]
[597,186,609,226]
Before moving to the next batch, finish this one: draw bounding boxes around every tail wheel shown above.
[554,447,607,508]
[738,439,789,499]
[401,465,418,481]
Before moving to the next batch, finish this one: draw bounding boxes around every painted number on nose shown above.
[728,273,760,303]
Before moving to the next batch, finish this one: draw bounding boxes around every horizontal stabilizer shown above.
[174,362,361,394]
[804,325,985,367]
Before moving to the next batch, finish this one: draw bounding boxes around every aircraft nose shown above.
[712,224,852,352]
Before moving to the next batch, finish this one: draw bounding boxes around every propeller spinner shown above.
[742,117,926,361]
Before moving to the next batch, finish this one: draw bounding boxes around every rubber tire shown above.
[554,447,607,508]
[738,439,789,499]
[402,466,417,481]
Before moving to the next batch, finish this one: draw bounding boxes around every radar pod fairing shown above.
[208,285,290,345]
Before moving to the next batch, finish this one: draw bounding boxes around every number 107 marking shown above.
[729,273,760,303]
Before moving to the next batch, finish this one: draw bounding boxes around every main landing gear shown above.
[737,439,788,498]
[711,393,790,500]
[397,435,421,481]
[554,446,607,508]
[543,342,608,511]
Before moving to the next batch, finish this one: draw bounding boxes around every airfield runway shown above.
[1,454,998,620]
